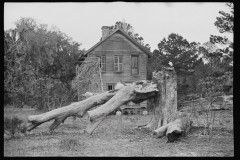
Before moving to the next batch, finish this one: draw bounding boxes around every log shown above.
[152,113,192,142]
[25,90,117,132]
[85,80,158,134]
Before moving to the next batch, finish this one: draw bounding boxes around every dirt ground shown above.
[4,107,234,157]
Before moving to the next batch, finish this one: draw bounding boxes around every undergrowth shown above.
[4,116,27,138]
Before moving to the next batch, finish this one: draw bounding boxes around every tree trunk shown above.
[26,90,117,132]
[26,80,158,133]
[140,67,178,131]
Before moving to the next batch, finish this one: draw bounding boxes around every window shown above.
[107,84,114,91]
[98,56,106,72]
[131,55,139,75]
[114,56,123,72]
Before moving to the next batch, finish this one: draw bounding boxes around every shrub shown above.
[196,73,227,140]
[4,116,27,138]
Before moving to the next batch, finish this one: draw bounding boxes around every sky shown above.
[4,2,233,52]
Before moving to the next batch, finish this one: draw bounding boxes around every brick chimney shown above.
[101,26,110,39]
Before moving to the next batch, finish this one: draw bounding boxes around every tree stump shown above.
[140,67,178,131]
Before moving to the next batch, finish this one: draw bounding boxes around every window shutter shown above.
[131,55,139,75]
[98,56,106,71]
[119,63,123,71]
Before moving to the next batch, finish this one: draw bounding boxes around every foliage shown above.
[196,41,232,88]
[214,2,233,34]
[210,2,233,70]
[147,49,164,80]
[4,116,26,138]
[4,17,84,110]
[195,72,229,140]
[149,33,202,100]
[150,31,232,101]
[107,20,151,51]
[198,76,224,99]
[155,33,201,76]
[187,37,232,138]
[200,41,233,72]
[148,2,233,101]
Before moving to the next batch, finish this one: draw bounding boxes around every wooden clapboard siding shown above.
[88,53,146,84]
[86,31,148,107]
[94,33,142,52]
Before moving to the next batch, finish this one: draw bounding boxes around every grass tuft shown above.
[59,138,84,151]
[4,116,27,138]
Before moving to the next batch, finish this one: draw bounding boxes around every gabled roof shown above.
[82,29,152,57]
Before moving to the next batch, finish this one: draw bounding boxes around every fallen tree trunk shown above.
[26,80,158,133]
[152,113,192,142]
[86,80,158,134]
[26,90,117,132]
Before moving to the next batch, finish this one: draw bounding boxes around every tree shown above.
[150,33,202,101]
[147,50,161,80]
[107,21,151,51]
[4,29,27,105]
[196,41,233,97]
[4,17,85,109]
[214,2,233,34]
[210,2,233,70]
[210,2,233,44]
[198,41,233,79]
[154,33,200,76]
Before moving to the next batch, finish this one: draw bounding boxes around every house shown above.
[77,26,152,111]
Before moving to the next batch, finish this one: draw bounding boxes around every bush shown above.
[196,74,226,140]
[4,116,27,138]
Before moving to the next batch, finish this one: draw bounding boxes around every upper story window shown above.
[98,55,106,72]
[114,55,123,72]
[131,55,139,75]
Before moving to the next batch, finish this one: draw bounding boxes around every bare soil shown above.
[4,107,234,157]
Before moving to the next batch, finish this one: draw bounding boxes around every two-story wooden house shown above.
[78,26,152,112]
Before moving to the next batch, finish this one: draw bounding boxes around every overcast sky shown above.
[4,2,233,52]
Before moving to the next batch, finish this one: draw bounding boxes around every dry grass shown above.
[4,107,234,157]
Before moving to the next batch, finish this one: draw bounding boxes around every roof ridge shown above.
[82,29,152,57]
